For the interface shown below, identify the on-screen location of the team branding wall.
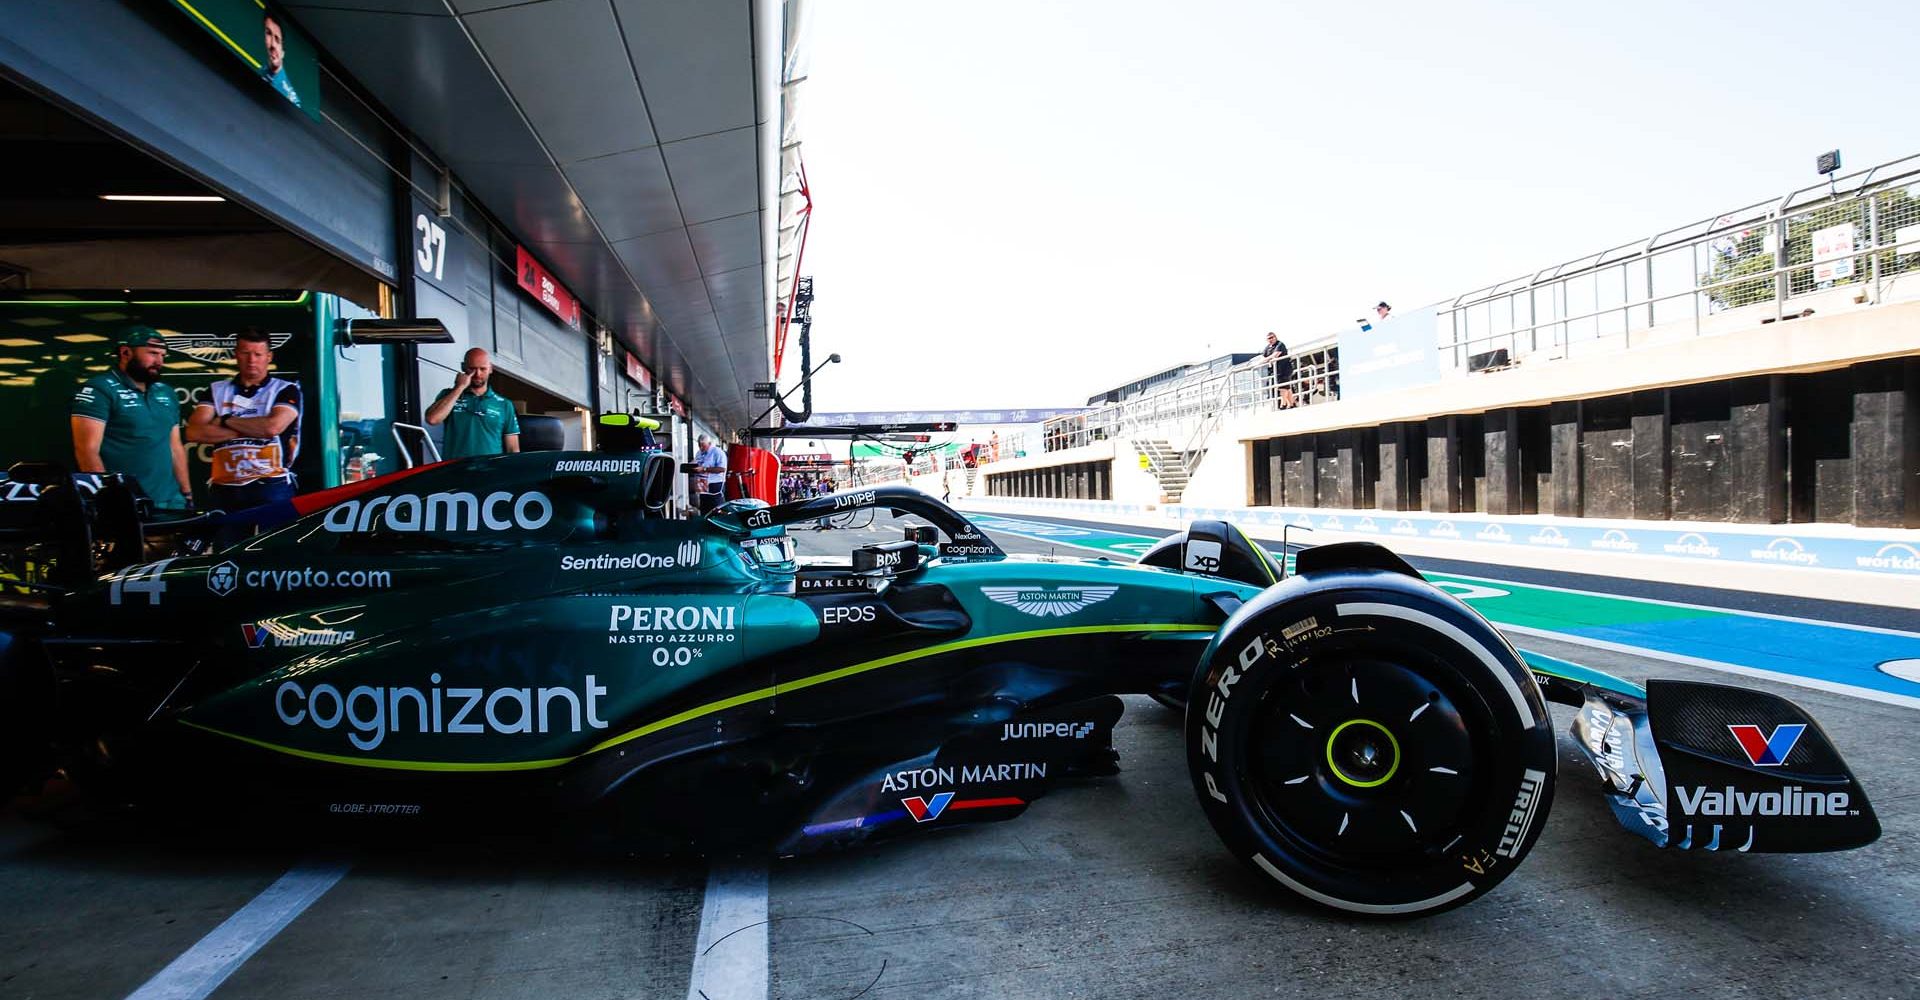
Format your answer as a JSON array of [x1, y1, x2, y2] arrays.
[[1335, 305, 1444, 399], [963, 496, 1920, 579]]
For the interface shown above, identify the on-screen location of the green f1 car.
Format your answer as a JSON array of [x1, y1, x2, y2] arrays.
[[0, 450, 1880, 916]]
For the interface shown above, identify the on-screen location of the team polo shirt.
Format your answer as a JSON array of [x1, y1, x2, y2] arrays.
[[70, 367, 183, 509], [433, 386, 521, 459]]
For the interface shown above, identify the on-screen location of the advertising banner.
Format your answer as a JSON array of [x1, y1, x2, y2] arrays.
[[1811, 223, 1857, 282], [515, 246, 582, 329], [1336, 305, 1443, 399], [166, 0, 321, 121]]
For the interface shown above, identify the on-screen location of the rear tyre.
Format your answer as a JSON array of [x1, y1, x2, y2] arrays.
[[1186, 569, 1555, 917], [0, 631, 55, 796]]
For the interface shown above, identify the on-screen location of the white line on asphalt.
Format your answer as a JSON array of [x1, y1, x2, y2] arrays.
[[686, 860, 769, 1000], [1499, 623, 1920, 711], [123, 858, 351, 1000]]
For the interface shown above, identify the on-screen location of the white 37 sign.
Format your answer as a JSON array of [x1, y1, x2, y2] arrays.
[[414, 213, 448, 281]]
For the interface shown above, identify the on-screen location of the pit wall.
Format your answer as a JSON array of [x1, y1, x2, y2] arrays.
[[956, 494, 1920, 608]]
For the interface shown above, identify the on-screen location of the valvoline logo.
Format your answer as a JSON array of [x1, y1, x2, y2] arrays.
[[1728, 723, 1806, 767], [902, 792, 955, 822]]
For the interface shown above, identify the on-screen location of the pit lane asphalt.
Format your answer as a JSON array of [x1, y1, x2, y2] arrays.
[[1, 515, 1913, 1000]]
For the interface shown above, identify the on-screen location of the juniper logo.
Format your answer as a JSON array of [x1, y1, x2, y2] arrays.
[[1664, 532, 1722, 558], [1429, 520, 1460, 539], [1856, 543, 1920, 572], [1751, 537, 1818, 565], [1591, 529, 1639, 552], [1528, 526, 1570, 547], [1475, 523, 1512, 543]]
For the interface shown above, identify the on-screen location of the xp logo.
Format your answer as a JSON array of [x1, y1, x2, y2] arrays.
[[1728, 723, 1806, 767], [207, 560, 239, 597], [902, 792, 954, 823], [1184, 539, 1223, 573]]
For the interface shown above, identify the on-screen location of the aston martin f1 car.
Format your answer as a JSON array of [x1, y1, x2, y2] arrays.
[[0, 452, 1880, 916]]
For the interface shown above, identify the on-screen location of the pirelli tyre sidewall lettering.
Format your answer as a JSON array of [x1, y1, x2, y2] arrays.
[[1186, 572, 1556, 917]]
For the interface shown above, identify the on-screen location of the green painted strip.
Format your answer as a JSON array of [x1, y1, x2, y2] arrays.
[[178, 720, 574, 772], [184, 622, 1217, 772]]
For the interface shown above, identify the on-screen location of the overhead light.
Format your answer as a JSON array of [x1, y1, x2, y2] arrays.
[[56, 333, 110, 343], [100, 194, 226, 202], [0, 357, 27, 365], [0, 337, 40, 346]]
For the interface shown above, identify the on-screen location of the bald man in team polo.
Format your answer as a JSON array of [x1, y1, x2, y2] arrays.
[[185, 327, 301, 512], [425, 347, 521, 461]]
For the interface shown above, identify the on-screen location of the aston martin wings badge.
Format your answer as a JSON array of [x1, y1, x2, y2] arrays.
[[980, 586, 1118, 617]]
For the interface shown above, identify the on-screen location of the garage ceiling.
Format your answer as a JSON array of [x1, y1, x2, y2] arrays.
[[286, 0, 774, 431]]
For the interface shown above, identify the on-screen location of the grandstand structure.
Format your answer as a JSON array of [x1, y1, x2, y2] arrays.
[[906, 154, 1920, 599]]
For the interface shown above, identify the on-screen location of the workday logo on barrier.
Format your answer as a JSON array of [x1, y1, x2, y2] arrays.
[[1856, 543, 1920, 572], [1528, 526, 1571, 547], [1429, 521, 1461, 539], [1320, 515, 1345, 531], [1391, 519, 1419, 536], [1475, 523, 1512, 543], [1591, 529, 1639, 553], [1354, 517, 1380, 534], [1751, 537, 1819, 566], [1663, 532, 1722, 558]]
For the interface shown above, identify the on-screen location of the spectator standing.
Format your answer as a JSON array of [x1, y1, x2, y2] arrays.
[[185, 328, 300, 512], [70, 326, 192, 511], [1262, 332, 1296, 409], [1356, 301, 1392, 333], [691, 433, 728, 514], [425, 348, 520, 460]]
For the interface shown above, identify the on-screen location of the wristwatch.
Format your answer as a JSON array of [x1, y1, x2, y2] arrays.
[[218, 413, 231, 428]]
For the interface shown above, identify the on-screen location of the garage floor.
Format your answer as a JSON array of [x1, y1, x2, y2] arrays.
[[2, 516, 1914, 1000]]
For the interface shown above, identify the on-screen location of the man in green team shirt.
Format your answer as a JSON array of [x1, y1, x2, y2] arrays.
[[69, 326, 193, 511], [425, 347, 521, 460]]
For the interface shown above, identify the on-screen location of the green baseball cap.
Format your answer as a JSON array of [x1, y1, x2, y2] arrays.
[[117, 325, 168, 348]]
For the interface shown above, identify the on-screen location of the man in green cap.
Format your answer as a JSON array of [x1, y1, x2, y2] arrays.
[[69, 326, 192, 511], [425, 347, 520, 460]]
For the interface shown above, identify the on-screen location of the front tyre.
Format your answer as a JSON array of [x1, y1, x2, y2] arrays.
[[1186, 570, 1555, 917]]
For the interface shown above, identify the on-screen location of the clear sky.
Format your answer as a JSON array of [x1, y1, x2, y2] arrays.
[[799, 0, 1919, 411]]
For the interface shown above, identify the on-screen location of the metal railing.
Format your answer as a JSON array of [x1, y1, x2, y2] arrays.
[[1441, 153, 1920, 363], [1041, 345, 1340, 453], [1031, 153, 1920, 463]]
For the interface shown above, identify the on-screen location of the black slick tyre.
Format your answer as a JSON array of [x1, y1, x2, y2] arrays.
[[1186, 569, 1555, 917]]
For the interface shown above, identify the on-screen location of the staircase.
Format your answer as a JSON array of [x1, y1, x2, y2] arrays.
[[1135, 439, 1191, 502]]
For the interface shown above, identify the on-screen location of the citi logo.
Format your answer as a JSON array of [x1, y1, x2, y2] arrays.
[[1664, 532, 1722, 558], [1728, 723, 1806, 767], [1591, 529, 1639, 552], [1751, 538, 1818, 565], [1475, 523, 1511, 542], [1528, 527, 1570, 547], [902, 792, 954, 822], [1855, 543, 1920, 571]]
